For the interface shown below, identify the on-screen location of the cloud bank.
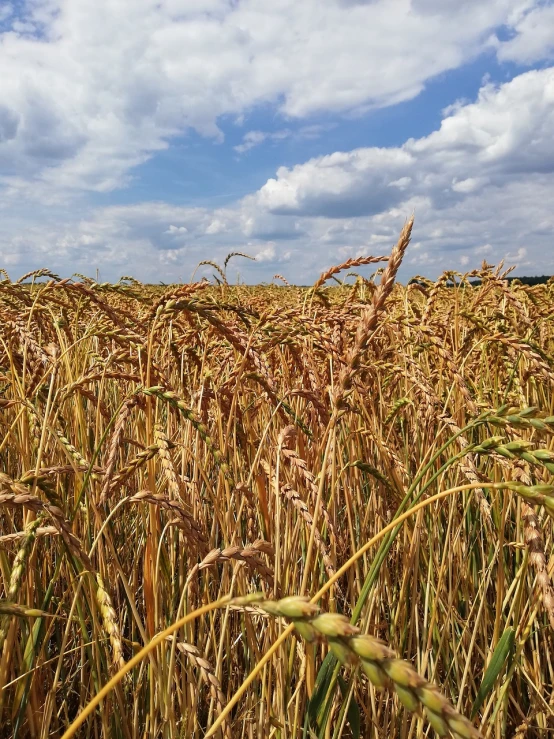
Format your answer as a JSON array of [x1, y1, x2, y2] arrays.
[[0, 1, 553, 281]]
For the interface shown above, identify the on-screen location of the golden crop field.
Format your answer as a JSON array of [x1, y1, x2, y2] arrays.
[[1, 219, 554, 738]]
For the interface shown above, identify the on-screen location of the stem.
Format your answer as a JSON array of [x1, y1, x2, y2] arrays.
[[205, 482, 497, 738], [61, 598, 231, 739]]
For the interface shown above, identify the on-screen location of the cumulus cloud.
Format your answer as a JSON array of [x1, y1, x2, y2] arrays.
[[0, 5, 13, 23], [166, 225, 188, 234], [256, 67, 554, 219], [0, 0, 544, 199], [1, 3, 554, 282], [257, 149, 415, 217], [234, 131, 270, 154], [7, 66, 551, 281], [234, 125, 332, 153], [497, 2, 554, 63]]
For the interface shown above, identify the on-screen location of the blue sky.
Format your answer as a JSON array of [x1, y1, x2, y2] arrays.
[[1, 0, 554, 283]]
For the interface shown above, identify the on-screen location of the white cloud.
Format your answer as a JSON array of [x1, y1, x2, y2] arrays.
[[2, 5, 554, 283], [235, 129, 296, 154], [475, 244, 494, 254], [0, 0, 545, 199], [254, 243, 276, 262], [55, 66, 554, 281], [451, 177, 489, 193], [166, 225, 188, 234], [497, 3, 554, 64], [255, 67, 554, 220], [234, 125, 332, 153], [505, 246, 531, 266], [257, 148, 416, 217], [253, 242, 291, 264], [2, 174, 553, 284], [234, 131, 269, 154], [0, 4, 13, 23], [205, 219, 226, 235], [389, 177, 412, 190]]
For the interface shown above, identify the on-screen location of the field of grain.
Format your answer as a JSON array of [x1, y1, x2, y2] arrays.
[[1, 220, 554, 738]]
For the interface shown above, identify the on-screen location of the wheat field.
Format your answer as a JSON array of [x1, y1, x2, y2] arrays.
[[1, 220, 554, 738]]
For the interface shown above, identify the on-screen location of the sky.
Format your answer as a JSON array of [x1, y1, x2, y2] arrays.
[[0, 0, 554, 284]]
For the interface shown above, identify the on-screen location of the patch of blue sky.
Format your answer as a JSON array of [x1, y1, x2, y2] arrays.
[[91, 49, 526, 211], [0, 0, 58, 38]]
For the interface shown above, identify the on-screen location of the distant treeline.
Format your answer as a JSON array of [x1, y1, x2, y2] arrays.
[[408, 275, 552, 287], [471, 275, 552, 286]]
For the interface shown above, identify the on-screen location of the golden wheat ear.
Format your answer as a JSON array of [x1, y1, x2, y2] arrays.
[[3, 253, 553, 738]]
